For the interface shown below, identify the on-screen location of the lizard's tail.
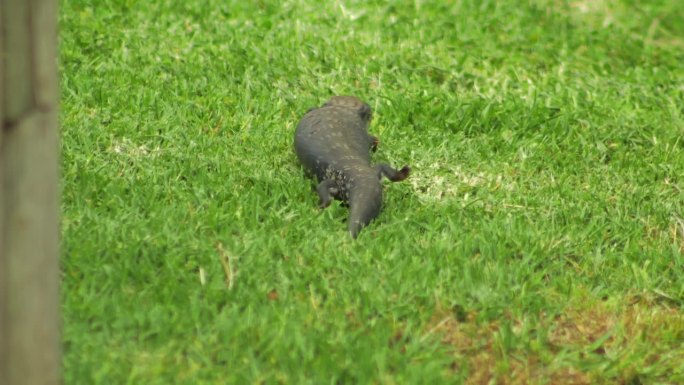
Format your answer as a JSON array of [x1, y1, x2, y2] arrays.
[[348, 181, 383, 238]]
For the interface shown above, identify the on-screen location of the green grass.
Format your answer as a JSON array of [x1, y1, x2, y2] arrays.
[[60, 0, 684, 383]]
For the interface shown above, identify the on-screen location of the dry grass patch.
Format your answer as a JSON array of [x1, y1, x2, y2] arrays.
[[427, 295, 684, 384]]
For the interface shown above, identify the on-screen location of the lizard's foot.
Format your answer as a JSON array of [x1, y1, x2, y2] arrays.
[[316, 180, 338, 209], [397, 165, 411, 180], [376, 163, 411, 182]]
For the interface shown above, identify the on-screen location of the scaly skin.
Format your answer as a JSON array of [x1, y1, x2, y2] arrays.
[[294, 96, 410, 238]]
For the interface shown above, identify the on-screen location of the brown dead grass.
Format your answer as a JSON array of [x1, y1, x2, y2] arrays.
[[546, 305, 615, 353], [427, 295, 684, 385], [429, 313, 592, 385]]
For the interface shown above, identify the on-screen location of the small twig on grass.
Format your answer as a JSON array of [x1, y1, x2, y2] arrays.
[[673, 215, 684, 254], [419, 317, 451, 344], [674, 216, 684, 239], [216, 242, 236, 290], [502, 203, 526, 209]]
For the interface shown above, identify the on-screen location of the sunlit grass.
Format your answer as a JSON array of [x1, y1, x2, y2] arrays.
[[60, 0, 684, 383]]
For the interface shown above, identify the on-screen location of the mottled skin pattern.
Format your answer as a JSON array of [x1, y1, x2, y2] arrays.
[[294, 96, 410, 238]]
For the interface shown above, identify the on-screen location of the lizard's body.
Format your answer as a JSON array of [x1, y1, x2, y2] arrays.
[[294, 96, 410, 238]]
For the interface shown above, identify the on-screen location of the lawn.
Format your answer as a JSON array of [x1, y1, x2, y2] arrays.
[[60, 0, 684, 383]]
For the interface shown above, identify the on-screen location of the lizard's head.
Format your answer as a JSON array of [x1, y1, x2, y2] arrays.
[[324, 96, 373, 123]]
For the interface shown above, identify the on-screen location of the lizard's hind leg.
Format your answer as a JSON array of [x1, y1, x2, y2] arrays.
[[316, 179, 339, 208]]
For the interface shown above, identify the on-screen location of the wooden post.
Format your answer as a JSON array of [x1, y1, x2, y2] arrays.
[[0, 0, 61, 384]]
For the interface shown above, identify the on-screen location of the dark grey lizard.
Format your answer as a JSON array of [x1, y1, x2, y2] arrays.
[[294, 96, 410, 238]]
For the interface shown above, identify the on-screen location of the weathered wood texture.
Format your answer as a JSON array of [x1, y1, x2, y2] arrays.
[[0, 0, 60, 384]]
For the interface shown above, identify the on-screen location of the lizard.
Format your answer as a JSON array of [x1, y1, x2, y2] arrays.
[[294, 95, 410, 238]]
